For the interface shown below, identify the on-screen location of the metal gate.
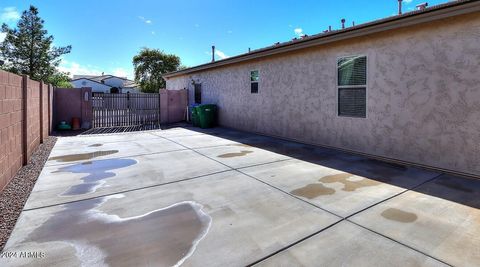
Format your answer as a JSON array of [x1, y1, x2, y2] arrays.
[[92, 93, 160, 128]]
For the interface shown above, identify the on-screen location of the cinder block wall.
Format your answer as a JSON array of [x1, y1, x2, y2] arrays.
[[0, 71, 24, 191], [53, 87, 92, 128], [159, 89, 188, 123], [0, 70, 53, 192], [166, 12, 480, 177], [41, 83, 49, 142], [26, 79, 41, 163]]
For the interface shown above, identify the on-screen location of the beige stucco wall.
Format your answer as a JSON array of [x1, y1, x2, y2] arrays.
[[166, 12, 480, 176]]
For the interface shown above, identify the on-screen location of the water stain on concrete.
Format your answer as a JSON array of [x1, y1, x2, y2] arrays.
[[435, 179, 473, 193], [24, 197, 212, 266], [381, 208, 418, 223], [49, 150, 119, 163], [217, 150, 253, 158], [290, 183, 335, 199], [53, 158, 137, 196], [88, 144, 103, 147], [319, 173, 381, 192]]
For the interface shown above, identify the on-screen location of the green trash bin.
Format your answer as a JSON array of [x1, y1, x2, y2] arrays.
[[197, 104, 217, 128], [191, 106, 201, 127]]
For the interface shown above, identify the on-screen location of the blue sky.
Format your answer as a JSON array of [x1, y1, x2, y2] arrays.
[[1, 0, 449, 79]]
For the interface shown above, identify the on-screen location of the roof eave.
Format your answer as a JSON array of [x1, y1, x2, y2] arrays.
[[163, 0, 480, 79]]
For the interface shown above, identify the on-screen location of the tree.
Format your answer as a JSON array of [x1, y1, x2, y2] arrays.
[[46, 71, 72, 88], [133, 48, 181, 93], [0, 5, 71, 82]]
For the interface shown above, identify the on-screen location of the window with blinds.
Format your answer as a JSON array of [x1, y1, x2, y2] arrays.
[[251, 70, 259, 94], [337, 55, 367, 118]]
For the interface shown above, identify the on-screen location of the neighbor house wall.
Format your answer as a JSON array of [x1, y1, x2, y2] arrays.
[[71, 79, 111, 93], [166, 12, 480, 176], [102, 77, 125, 88], [0, 71, 54, 192]]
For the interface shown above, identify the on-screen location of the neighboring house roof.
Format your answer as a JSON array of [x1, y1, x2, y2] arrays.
[[71, 77, 112, 87], [71, 75, 140, 89], [72, 75, 97, 80], [164, 0, 480, 79]]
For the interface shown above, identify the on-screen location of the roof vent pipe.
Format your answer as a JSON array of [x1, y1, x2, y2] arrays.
[[211, 45, 215, 62], [398, 0, 403, 15], [328, 26, 332, 31], [416, 2, 428, 10], [341, 19, 345, 29], [352, 21, 355, 27]]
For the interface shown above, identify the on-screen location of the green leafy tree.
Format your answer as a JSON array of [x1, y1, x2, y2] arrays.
[[0, 5, 71, 81], [133, 48, 181, 93], [47, 71, 73, 88]]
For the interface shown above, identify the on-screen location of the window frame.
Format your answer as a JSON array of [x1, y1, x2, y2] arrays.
[[336, 55, 368, 118], [250, 69, 259, 94]]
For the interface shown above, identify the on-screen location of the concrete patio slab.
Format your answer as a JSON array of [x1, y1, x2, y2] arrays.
[[47, 137, 186, 166], [195, 144, 291, 169], [2, 171, 340, 267], [3, 126, 478, 266], [150, 126, 246, 138], [55, 131, 162, 146], [165, 134, 241, 149], [241, 159, 440, 217], [147, 127, 207, 138], [255, 221, 447, 267], [24, 150, 230, 210], [350, 174, 480, 267]]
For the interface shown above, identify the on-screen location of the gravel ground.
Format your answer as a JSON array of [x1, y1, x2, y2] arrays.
[[0, 136, 57, 251]]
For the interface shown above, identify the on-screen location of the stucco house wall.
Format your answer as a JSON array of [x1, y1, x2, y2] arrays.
[[71, 79, 111, 93], [102, 77, 125, 87], [166, 12, 480, 177]]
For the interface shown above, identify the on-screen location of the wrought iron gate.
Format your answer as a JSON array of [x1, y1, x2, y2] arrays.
[[92, 93, 160, 128]]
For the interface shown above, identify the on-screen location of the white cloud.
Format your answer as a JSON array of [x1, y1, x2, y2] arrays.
[[194, 24, 200, 28], [227, 30, 233, 34], [58, 59, 133, 80], [112, 68, 132, 79], [57, 60, 102, 78], [151, 31, 156, 35], [215, 50, 228, 59], [404, 0, 413, 3], [294, 28, 304, 37], [138, 16, 152, 24], [0, 7, 20, 23], [204, 49, 229, 60]]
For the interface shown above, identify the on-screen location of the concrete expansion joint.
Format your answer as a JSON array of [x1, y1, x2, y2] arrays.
[[22, 169, 232, 212], [45, 147, 191, 168], [247, 171, 449, 266]]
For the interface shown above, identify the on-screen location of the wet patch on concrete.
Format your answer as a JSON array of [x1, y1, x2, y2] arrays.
[[88, 144, 103, 147], [23, 196, 212, 266], [53, 158, 137, 196], [217, 150, 253, 158], [290, 183, 335, 199], [320, 173, 381, 192], [49, 150, 119, 163], [381, 208, 418, 223]]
